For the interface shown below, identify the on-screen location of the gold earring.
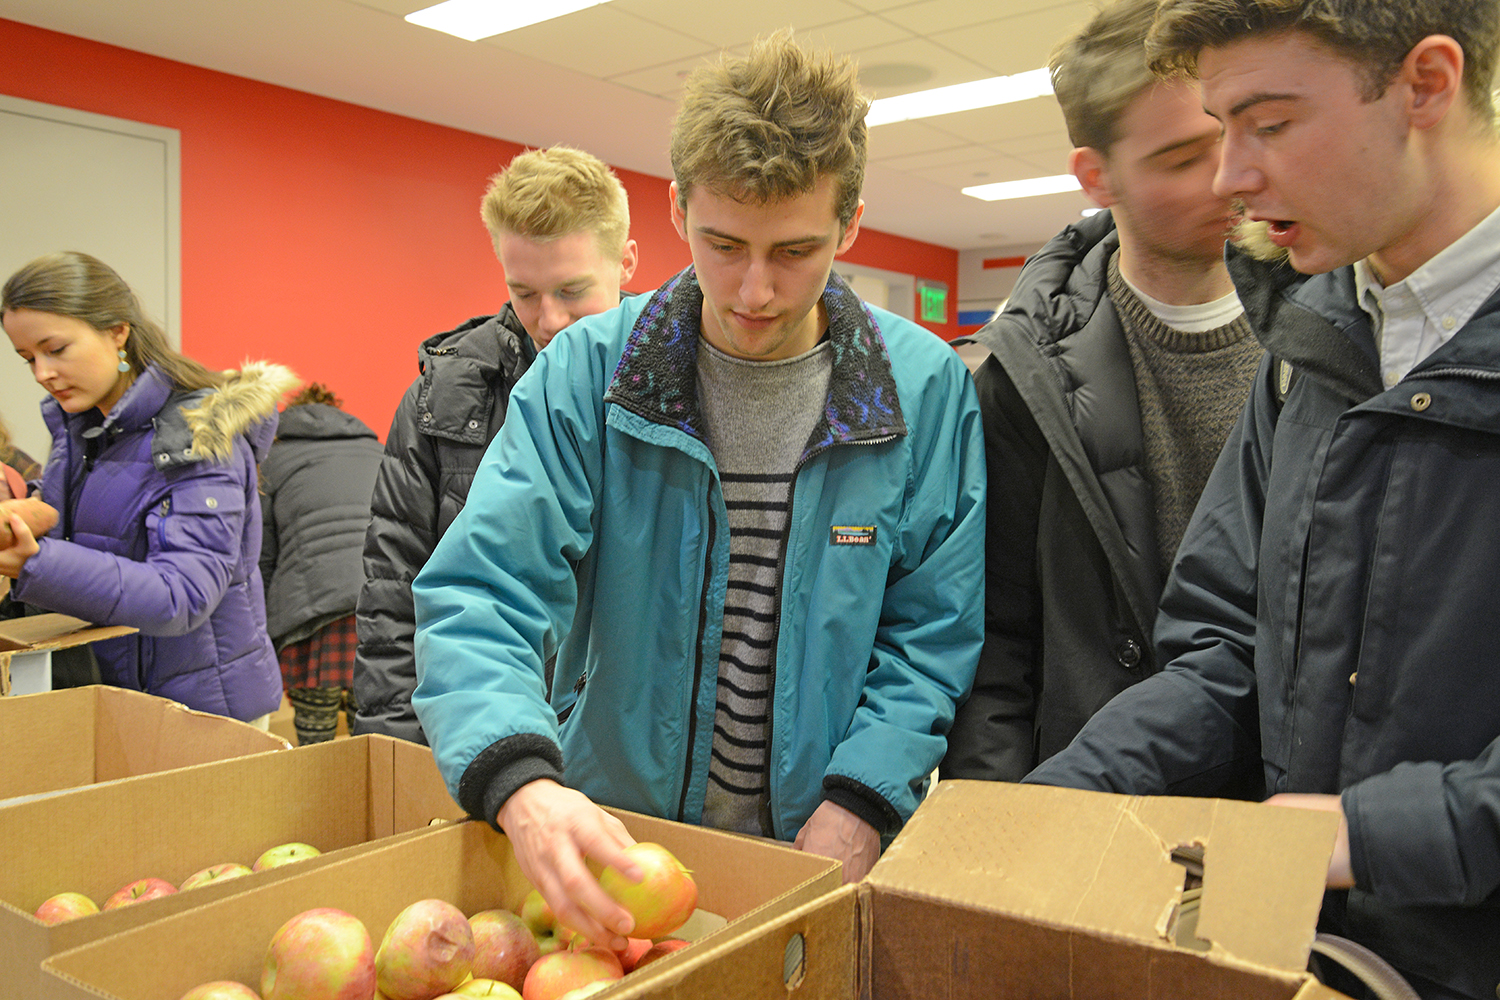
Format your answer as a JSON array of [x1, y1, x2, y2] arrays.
[[118, 348, 130, 373]]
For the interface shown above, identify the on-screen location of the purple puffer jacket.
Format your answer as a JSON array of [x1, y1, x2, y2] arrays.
[[13, 362, 299, 721]]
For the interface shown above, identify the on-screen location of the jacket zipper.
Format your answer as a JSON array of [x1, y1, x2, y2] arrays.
[[762, 431, 897, 839], [676, 478, 717, 823]]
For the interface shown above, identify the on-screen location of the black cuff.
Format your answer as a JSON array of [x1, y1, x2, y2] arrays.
[[822, 774, 902, 836], [456, 733, 566, 831]]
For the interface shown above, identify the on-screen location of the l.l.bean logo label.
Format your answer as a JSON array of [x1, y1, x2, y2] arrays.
[[830, 525, 877, 546]]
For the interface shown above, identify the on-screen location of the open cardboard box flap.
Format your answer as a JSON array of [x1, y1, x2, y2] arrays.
[[0, 686, 291, 803], [866, 781, 1340, 987], [0, 612, 136, 653]]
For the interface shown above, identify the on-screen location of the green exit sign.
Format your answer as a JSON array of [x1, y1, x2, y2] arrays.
[[918, 281, 948, 323]]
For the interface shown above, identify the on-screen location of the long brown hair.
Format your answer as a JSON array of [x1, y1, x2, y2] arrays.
[[1, 251, 223, 393]]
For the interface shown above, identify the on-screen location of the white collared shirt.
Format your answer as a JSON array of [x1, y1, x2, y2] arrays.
[[1355, 204, 1500, 387]]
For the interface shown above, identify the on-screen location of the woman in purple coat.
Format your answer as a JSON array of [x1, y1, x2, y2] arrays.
[[0, 252, 297, 723]]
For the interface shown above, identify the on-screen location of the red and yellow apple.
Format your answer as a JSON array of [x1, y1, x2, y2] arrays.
[[179, 982, 262, 1000], [518, 890, 554, 936], [440, 980, 523, 999], [376, 898, 475, 1000], [468, 908, 540, 990], [261, 907, 375, 1000], [597, 843, 697, 939], [614, 938, 652, 973], [33, 891, 99, 924], [633, 938, 690, 970], [103, 877, 178, 910], [521, 947, 622, 1000], [181, 862, 254, 891], [253, 842, 322, 872]]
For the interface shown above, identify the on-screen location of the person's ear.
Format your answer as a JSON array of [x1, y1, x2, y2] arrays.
[[835, 201, 864, 255], [618, 239, 639, 285], [1403, 34, 1463, 129], [669, 182, 688, 241], [1069, 146, 1115, 208]]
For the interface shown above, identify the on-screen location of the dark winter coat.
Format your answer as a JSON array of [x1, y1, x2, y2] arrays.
[[13, 362, 297, 721], [1028, 244, 1500, 999], [942, 212, 1167, 782], [353, 305, 535, 743], [259, 403, 383, 648]]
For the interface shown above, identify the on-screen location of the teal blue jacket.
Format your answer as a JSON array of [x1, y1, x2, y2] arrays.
[[412, 268, 984, 841]]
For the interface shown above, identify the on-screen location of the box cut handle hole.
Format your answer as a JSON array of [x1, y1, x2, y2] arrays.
[[1168, 842, 1212, 953], [783, 932, 806, 989]]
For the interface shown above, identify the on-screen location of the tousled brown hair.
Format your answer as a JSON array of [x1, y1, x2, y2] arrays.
[[1051, 0, 1164, 153], [670, 30, 869, 228], [2, 252, 222, 393], [1148, 0, 1500, 123]]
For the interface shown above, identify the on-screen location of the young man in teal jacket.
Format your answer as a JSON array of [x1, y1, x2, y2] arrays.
[[412, 32, 985, 948]]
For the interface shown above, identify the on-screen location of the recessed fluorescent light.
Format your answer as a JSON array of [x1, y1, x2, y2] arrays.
[[962, 174, 1081, 202], [406, 0, 612, 41], [867, 67, 1052, 127]]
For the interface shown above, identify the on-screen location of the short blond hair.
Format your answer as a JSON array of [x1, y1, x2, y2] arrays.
[[480, 146, 631, 259], [1050, 0, 1161, 153], [670, 30, 869, 229]]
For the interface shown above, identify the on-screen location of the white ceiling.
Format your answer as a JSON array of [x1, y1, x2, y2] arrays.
[[0, 0, 1101, 251]]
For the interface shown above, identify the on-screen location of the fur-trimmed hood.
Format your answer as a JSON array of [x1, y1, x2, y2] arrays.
[[173, 361, 301, 463]]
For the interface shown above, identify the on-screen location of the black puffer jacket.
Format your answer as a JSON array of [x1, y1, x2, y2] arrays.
[[942, 211, 1168, 782], [1029, 244, 1500, 1000], [259, 403, 383, 648], [353, 306, 535, 743]]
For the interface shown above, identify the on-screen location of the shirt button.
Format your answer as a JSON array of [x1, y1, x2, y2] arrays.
[[467, 419, 479, 430], [205, 497, 218, 509], [421, 412, 432, 423], [1349, 672, 1358, 685], [1116, 639, 1142, 669], [1411, 392, 1432, 412], [1384, 371, 1399, 387], [1443, 315, 1457, 330]]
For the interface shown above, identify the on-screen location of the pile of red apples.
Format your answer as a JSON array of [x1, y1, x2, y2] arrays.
[[178, 842, 698, 1000], [32, 841, 323, 923]]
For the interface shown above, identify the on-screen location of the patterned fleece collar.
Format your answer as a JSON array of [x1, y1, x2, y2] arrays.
[[603, 266, 906, 461]]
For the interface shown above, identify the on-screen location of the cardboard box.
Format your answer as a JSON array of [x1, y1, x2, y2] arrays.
[[2, 734, 465, 1000], [0, 685, 289, 805], [39, 809, 845, 1000], [0, 613, 137, 696], [636, 782, 1353, 1000]]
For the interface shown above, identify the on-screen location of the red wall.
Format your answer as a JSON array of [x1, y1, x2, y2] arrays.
[[0, 18, 959, 439]]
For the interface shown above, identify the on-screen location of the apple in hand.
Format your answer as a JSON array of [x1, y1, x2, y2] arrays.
[[633, 938, 690, 970], [261, 907, 375, 1000], [598, 843, 697, 938], [469, 909, 540, 990], [179, 983, 262, 1000], [376, 898, 475, 1000], [0, 496, 58, 546], [521, 948, 622, 1000], [34, 891, 99, 924], [103, 877, 178, 910], [181, 862, 254, 890], [253, 842, 321, 871]]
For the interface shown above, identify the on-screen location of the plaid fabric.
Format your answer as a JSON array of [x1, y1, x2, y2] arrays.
[[277, 614, 357, 691]]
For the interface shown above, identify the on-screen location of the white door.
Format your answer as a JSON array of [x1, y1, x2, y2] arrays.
[[0, 95, 180, 467]]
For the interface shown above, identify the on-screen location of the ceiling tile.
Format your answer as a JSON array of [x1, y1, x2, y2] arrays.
[[921, 96, 1068, 146], [839, 36, 996, 99], [929, 2, 1095, 76], [867, 119, 983, 159], [606, 52, 716, 99], [877, 0, 1059, 36], [480, 6, 712, 79], [909, 153, 1048, 187], [613, 0, 868, 48]]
